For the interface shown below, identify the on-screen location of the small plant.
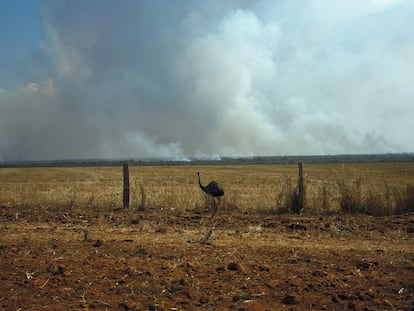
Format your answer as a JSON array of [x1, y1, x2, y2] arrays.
[[382, 182, 395, 214], [320, 182, 331, 212], [199, 223, 214, 244], [274, 173, 293, 214], [186, 219, 215, 245], [82, 229, 89, 242], [135, 183, 146, 212]]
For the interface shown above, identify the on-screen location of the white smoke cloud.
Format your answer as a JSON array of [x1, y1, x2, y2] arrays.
[[0, 0, 413, 161], [176, 10, 281, 156]]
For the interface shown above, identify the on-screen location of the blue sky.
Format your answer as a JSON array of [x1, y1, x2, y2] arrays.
[[0, 0, 46, 89], [0, 0, 414, 161]]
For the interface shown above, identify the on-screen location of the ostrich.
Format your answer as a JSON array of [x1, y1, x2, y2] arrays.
[[197, 172, 224, 217]]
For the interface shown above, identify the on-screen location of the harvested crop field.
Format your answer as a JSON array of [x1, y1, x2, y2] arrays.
[[1, 163, 414, 310]]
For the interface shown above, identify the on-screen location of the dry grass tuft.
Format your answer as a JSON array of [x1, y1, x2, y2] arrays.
[[336, 176, 414, 215]]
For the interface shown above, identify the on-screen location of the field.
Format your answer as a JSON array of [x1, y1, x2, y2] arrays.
[[1, 162, 413, 310]]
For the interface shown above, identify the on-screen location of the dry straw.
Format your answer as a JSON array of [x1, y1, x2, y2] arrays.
[[0, 163, 413, 215]]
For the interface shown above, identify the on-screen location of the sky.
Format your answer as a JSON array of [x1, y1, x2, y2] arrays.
[[0, 0, 413, 161]]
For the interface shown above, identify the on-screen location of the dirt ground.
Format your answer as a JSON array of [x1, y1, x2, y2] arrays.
[[1, 205, 413, 311]]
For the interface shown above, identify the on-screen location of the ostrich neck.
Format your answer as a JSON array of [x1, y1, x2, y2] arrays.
[[198, 174, 205, 190]]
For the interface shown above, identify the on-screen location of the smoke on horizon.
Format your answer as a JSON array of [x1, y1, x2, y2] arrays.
[[1, 0, 413, 161]]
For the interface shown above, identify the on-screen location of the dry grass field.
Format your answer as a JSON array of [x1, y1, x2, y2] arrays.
[[1, 162, 414, 310]]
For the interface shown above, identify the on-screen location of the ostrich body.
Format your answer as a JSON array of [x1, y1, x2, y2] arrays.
[[197, 172, 224, 217]]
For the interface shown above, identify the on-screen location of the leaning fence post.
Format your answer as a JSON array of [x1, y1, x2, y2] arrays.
[[123, 162, 130, 209]]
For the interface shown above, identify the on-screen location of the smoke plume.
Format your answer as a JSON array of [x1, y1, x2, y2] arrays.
[[1, 0, 413, 160]]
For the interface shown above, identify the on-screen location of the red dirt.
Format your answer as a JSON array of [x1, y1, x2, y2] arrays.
[[1, 205, 413, 310]]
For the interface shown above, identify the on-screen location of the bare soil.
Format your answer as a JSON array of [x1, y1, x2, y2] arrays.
[[1, 205, 413, 310]]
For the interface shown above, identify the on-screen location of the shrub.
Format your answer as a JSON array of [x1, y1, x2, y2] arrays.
[[362, 186, 387, 216], [404, 184, 414, 213], [274, 174, 291, 214], [337, 177, 364, 214], [394, 183, 414, 214], [274, 172, 305, 214], [337, 176, 414, 215], [290, 188, 305, 214], [310, 182, 333, 213]]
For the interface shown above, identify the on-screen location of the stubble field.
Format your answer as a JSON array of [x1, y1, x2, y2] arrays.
[[1, 162, 413, 310]]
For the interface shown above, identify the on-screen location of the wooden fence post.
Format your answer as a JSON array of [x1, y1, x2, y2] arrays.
[[123, 162, 130, 209]]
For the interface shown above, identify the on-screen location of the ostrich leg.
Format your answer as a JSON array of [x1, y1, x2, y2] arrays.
[[211, 197, 219, 218]]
